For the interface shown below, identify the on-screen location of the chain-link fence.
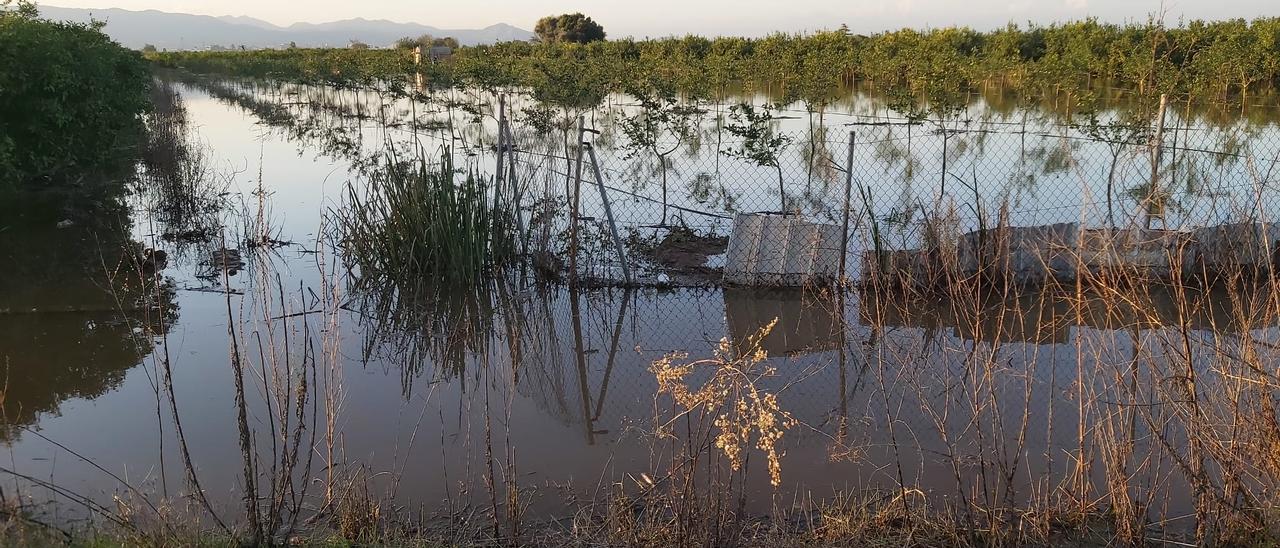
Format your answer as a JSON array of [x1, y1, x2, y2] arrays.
[[495, 98, 1280, 290], [41, 76, 1271, 527]]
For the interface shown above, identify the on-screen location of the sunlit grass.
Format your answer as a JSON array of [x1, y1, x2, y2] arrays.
[[340, 148, 519, 294]]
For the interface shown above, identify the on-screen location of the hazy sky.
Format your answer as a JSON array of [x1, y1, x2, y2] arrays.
[[43, 0, 1280, 36]]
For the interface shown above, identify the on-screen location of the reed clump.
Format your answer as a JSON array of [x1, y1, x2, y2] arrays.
[[340, 149, 519, 294]]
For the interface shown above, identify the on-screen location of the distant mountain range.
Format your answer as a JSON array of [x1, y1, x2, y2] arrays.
[[37, 5, 534, 50]]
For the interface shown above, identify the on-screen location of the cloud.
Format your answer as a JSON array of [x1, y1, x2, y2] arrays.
[[1065, 0, 1088, 9]]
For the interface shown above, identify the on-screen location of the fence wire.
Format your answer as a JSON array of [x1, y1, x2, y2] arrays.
[[502, 106, 1280, 287]]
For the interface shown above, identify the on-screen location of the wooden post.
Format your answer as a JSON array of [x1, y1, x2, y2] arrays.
[[839, 131, 856, 286], [412, 46, 424, 91], [939, 129, 948, 200], [585, 142, 633, 284], [569, 116, 585, 286], [1146, 93, 1168, 230]]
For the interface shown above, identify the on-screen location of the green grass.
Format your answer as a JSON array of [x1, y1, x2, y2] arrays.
[[340, 148, 519, 295]]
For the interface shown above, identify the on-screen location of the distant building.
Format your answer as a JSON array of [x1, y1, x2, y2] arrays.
[[429, 45, 452, 62]]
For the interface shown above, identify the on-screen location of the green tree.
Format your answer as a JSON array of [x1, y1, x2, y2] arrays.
[[619, 79, 705, 225], [396, 34, 458, 50], [534, 13, 605, 44], [723, 103, 793, 214]]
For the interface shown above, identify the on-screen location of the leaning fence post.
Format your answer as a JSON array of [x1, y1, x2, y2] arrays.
[[839, 131, 856, 287], [585, 142, 633, 285], [1146, 93, 1168, 230], [569, 116, 586, 286]]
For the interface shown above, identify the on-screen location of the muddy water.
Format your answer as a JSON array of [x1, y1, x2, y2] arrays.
[[2, 78, 1277, 527]]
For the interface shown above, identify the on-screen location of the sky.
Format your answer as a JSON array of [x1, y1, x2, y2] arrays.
[[42, 0, 1280, 36]]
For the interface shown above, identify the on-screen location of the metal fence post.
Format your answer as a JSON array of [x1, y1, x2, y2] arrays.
[[839, 131, 856, 286], [503, 118, 528, 258], [569, 116, 585, 286], [495, 94, 506, 190], [585, 142, 633, 285]]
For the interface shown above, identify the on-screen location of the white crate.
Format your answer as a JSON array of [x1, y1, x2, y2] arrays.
[[723, 213, 843, 286]]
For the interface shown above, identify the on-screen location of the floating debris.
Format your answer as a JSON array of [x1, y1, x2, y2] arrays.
[[197, 247, 245, 279]]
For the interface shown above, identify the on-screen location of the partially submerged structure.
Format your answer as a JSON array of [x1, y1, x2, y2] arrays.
[[723, 213, 843, 287], [863, 221, 1280, 289]]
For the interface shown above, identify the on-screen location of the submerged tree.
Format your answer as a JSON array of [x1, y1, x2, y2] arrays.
[[723, 103, 793, 214], [1076, 105, 1153, 228], [619, 80, 705, 226]]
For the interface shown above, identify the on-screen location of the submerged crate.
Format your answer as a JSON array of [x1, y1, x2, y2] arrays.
[[956, 222, 1080, 282], [1078, 228, 1188, 277], [723, 213, 843, 286]]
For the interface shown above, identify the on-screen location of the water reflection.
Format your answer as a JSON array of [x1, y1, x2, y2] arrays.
[[0, 192, 175, 441], [861, 283, 1280, 343], [724, 287, 842, 356], [8, 75, 1280, 537], [137, 78, 231, 263]]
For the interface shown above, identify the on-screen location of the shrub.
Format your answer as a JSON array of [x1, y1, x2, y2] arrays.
[[0, 2, 150, 190]]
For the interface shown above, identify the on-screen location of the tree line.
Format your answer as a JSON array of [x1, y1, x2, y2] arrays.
[[150, 16, 1280, 112]]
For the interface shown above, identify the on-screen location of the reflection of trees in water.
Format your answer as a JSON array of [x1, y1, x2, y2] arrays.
[[0, 79, 190, 441], [353, 277, 533, 395], [169, 74, 379, 172], [162, 75, 1280, 252], [169, 74, 520, 181], [0, 192, 177, 441], [137, 78, 232, 263], [0, 311, 161, 440]]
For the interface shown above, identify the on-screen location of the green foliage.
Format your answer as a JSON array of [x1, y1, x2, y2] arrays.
[[619, 82, 705, 159], [340, 149, 518, 293], [723, 103, 790, 169], [619, 79, 706, 223], [723, 103, 792, 212], [0, 1, 150, 189], [150, 16, 1280, 115], [395, 34, 458, 50], [534, 13, 606, 44], [148, 47, 414, 86]]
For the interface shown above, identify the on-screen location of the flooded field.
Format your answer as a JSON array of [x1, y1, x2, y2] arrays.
[[4, 74, 1280, 543]]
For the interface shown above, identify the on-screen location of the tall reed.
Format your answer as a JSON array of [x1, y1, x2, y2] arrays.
[[340, 148, 518, 295]]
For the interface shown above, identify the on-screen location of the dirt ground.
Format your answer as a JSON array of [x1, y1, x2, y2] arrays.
[[634, 227, 729, 283]]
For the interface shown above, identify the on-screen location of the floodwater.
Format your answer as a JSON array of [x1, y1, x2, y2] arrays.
[[2, 76, 1279, 530]]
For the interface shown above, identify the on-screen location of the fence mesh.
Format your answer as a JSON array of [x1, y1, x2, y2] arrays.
[[496, 100, 1280, 288], [166, 77, 1280, 521]]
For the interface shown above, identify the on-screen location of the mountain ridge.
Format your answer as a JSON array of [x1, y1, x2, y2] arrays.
[[37, 5, 534, 50]]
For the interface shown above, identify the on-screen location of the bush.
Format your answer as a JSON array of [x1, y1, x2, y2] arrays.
[[0, 2, 150, 190]]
